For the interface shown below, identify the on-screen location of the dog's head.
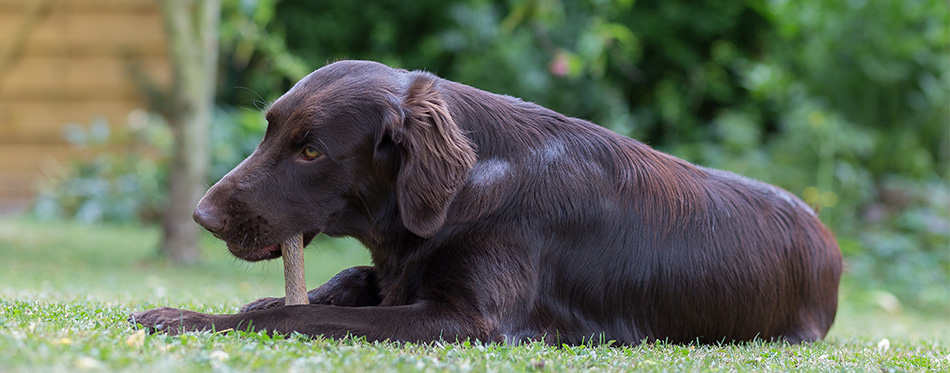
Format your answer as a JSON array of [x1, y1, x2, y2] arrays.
[[194, 61, 476, 261]]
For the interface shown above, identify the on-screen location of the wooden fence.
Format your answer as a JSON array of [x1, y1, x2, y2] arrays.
[[0, 0, 168, 211]]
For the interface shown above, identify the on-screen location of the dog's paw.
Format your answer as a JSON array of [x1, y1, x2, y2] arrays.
[[128, 307, 211, 335], [239, 297, 285, 313]]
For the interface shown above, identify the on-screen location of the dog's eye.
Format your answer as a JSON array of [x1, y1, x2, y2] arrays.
[[301, 146, 321, 160]]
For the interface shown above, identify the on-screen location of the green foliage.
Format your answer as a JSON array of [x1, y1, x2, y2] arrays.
[[208, 107, 268, 182], [218, 0, 310, 102], [220, 0, 947, 310], [33, 108, 266, 224], [32, 113, 170, 224], [762, 0, 948, 179], [708, 0, 950, 311], [31, 0, 948, 311]]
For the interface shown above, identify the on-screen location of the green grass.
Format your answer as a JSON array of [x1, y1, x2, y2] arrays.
[[1, 217, 947, 372]]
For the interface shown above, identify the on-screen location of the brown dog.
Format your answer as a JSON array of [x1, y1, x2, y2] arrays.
[[129, 60, 842, 345]]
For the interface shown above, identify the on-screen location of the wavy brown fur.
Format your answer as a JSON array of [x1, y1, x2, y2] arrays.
[[132, 60, 842, 345]]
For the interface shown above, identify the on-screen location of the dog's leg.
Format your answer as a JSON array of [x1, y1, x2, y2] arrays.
[[129, 303, 497, 343], [239, 266, 381, 312]]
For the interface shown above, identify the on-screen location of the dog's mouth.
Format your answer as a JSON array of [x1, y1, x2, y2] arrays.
[[227, 242, 283, 262], [223, 232, 318, 262]]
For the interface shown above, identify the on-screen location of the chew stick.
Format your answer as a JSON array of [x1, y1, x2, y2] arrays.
[[281, 233, 308, 305]]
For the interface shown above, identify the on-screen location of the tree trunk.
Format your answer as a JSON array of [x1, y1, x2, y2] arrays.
[[157, 0, 221, 263]]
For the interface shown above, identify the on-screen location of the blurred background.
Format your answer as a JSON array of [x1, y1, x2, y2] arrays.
[[0, 0, 947, 320]]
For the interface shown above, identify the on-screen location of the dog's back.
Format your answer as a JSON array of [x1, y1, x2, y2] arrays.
[[440, 81, 842, 344]]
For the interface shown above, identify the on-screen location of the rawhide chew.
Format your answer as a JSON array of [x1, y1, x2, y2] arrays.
[[281, 233, 308, 305]]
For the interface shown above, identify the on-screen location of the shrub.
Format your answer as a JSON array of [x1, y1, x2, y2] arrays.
[[32, 108, 266, 224]]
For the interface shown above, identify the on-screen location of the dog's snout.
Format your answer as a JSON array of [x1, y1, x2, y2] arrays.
[[193, 201, 226, 233]]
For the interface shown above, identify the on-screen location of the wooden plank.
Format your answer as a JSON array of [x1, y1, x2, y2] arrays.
[[10, 37, 167, 58], [0, 144, 94, 171], [0, 0, 157, 13], [0, 100, 148, 144], [0, 56, 169, 99], [0, 86, 145, 101], [0, 12, 167, 56], [0, 0, 168, 204], [0, 199, 30, 214], [0, 169, 43, 197], [0, 143, 97, 201]]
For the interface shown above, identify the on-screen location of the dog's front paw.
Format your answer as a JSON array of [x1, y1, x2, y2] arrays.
[[129, 307, 212, 335], [239, 297, 285, 313]]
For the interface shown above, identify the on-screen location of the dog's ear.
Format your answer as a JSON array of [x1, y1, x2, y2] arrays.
[[385, 73, 476, 237]]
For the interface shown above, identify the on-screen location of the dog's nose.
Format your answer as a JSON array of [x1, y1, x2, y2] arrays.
[[193, 202, 226, 233]]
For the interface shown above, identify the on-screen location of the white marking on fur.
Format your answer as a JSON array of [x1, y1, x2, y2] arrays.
[[535, 139, 567, 163], [469, 158, 511, 187], [706, 167, 815, 216], [764, 183, 815, 216]]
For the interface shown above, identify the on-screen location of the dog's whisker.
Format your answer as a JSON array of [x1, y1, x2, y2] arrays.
[[357, 192, 372, 218], [316, 138, 330, 155], [234, 86, 271, 112]]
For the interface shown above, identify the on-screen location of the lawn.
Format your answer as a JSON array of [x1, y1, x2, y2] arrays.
[[0, 217, 947, 371]]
